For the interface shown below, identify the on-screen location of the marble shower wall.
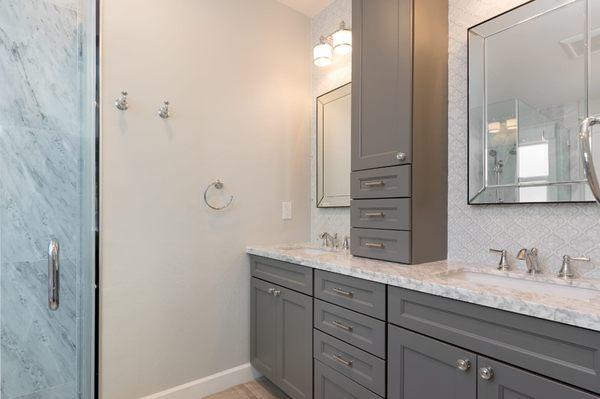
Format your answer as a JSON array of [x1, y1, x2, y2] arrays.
[[448, 0, 600, 278], [0, 0, 81, 398], [310, 0, 352, 244]]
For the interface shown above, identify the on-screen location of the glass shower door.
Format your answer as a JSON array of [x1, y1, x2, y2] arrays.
[[0, 0, 97, 398]]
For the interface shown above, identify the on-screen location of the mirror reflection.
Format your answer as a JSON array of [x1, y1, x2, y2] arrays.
[[317, 83, 351, 208], [468, 0, 598, 204]]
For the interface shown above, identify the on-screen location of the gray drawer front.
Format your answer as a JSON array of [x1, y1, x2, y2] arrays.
[[314, 300, 386, 358], [351, 166, 411, 199], [250, 255, 313, 295], [388, 286, 600, 394], [314, 330, 385, 396], [351, 228, 411, 263], [314, 270, 386, 320], [315, 360, 382, 399], [351, 198, 411, 230]]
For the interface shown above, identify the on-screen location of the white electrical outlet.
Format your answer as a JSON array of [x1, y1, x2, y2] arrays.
[[282, 202, 292, 220]]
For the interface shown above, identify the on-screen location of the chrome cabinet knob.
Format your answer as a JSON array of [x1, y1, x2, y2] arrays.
[[273, 290, 281, 297], [456, 359, 471, 372], [479, 367, 494, 380], [396, 152, 407, 161], [268, 288, 275, 295]]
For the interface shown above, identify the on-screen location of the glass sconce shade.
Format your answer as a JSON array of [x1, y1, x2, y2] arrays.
[[488, 121, 502, 134], [333, 23, 352, 55], [314, 38, 333, 67]]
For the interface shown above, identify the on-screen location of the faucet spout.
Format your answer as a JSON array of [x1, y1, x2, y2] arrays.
[[318, 232, 338, 249], [517, 248, 541, 274]]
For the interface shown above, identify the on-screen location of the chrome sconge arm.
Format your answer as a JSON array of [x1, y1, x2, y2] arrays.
[[579, 116, 600, 203]]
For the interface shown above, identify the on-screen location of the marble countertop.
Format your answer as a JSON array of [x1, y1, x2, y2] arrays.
[[246, 243, 600, 332]]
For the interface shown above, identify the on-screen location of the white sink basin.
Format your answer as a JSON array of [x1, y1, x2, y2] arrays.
[[278, 245, 335, 256], [300, 248, 332, 255], [442, 270, 600, 301]]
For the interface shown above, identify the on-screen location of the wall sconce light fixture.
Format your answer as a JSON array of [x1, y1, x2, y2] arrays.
[[313, 21, 352, 67], [313, 36, 333, 67]]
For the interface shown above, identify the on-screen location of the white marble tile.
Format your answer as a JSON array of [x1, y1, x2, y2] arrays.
[[0, 0, 82, 398], [1, 259, 77, 399], [247, 244, 600, 331], [0, 0, 78, 133]]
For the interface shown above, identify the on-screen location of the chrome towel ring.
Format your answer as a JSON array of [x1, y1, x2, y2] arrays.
[[204, 180, 234, 210]]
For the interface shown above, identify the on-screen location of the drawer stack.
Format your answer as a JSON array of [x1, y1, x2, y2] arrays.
[[350, 166, 412, 263], [313, 270, 387, 399]]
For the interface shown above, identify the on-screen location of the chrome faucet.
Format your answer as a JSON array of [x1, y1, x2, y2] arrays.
[[516, 248, 541, 275], [319, 232, 338, 250]]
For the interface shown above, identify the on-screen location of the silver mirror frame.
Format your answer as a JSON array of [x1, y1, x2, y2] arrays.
[[316, 82, 352, 208], [467, 0, 596, 205]]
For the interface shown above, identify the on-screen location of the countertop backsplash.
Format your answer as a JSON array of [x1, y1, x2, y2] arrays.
[[307, 0, 600, 279], [448, 0, 600, 278], [310, 0, 352, 245]]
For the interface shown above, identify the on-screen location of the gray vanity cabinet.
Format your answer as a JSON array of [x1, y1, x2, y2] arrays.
[[388, 324, 598, 399], [388, 325, 477, 399], [477, 357, 598, 399], [251, 277, 313, 399], [350, 0, 448, 264]]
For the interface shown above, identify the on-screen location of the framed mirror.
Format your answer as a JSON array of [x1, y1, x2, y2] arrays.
[[317, 83, 351, 208], [468, 0, 599, 204]]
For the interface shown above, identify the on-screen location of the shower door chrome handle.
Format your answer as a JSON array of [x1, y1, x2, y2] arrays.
[[579, 116, 600, 203], [48, 239, 60, 311]]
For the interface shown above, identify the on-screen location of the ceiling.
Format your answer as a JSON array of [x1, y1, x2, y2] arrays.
[[276, 0, 334, 17]]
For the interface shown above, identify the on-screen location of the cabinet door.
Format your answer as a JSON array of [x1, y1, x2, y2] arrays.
[[477, 357, 599, 399], [388, 325, 476, 399], [352, 0, 413, 171], [278, 286, 313, 399], [251, 278, 278, 382]]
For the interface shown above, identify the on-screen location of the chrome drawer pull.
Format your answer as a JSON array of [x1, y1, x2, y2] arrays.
[[363, 180, 385, 187], [332, 354, 353, 368], [365, 242, 385, 249], [332, 320, 353, 332], [332, 287, 354, 298], [364, 212, 385, 218]]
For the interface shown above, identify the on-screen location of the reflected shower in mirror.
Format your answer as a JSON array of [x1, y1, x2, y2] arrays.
[[468, 0, 599, 204], [317, 83, 351, 208]]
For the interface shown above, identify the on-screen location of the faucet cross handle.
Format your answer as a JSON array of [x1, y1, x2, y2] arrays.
[[489, 248, 510, 271], [558, 255, 590, 279]]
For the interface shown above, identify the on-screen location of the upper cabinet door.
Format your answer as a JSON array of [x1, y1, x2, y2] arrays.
[[352, 0, 413, 171], [477, 357, 598, 399], [388, 325, 477, 399]]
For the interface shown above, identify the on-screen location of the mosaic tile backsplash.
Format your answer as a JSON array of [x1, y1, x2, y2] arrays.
[[310, 0, 352, 245], [448, 0, 600, 278]]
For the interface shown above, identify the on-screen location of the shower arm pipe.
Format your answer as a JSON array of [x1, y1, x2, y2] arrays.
[[579, 116, 600, 203]]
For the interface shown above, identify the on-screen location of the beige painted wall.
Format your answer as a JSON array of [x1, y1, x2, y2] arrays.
[[99, 1, 311, 397]]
